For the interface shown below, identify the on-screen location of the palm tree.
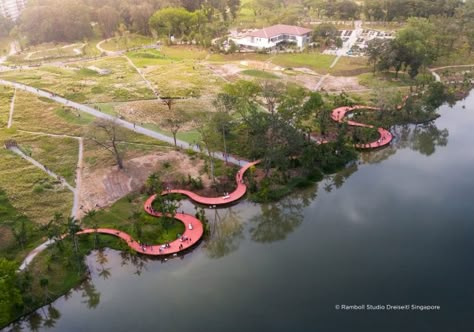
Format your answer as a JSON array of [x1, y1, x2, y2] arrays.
[[39, 278, 49, 302], [47, 212, 64, 251], [84, 209, 98, 248], [65, 217, 81, 255]]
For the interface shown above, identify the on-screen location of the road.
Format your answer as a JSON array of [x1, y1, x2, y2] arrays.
[[0, 79, 247, 167]]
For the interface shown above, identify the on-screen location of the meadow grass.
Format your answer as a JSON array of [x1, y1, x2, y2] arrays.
[[271, 52, 336, 73], [330, 56, 371, 76], [100, 34, 154, 51], [241, 69, 280, 79], [0, 142, 73, 224], [0, 57, 155, 103], [0, 86, 14, 128]]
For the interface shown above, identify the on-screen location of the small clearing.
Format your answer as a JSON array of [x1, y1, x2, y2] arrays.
[[78, 151, 209, 218]]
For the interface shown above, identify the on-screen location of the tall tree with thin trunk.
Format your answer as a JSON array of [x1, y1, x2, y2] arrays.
[[87, 119, 127, 169]]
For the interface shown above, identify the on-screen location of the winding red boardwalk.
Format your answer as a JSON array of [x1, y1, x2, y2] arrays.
[[164, 160, 261, 206], [76, 160, 260, 256], [331, 105, 393, 149]]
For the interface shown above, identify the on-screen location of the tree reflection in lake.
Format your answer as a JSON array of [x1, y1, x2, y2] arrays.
[[392, 122, 448, 156], [360, 122, 449, 165], [7, 304, 61, 332], [204, 208, 244, 259], [249, 187, 316, 243], [119, 250, 149, 276], [323, 163, 359, 193], [80, 279, 100, 310], [95, 249, 111, 280]]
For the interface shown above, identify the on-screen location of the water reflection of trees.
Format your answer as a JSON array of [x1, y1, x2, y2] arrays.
[[80, 278, 100, 310], [8, 304, 61, 332], [392, 123, 448, 156], [360, 122, 449, 165], [204, 208, 244, 259], [249, 187, 316, 243], [323, 164, 358, 193], [119, 251, 149, 276]]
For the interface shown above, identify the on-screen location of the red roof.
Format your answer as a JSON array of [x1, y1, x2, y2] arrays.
[[248, 24, 312, 39]]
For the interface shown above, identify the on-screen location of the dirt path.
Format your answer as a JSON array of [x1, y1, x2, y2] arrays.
[[7, 88, 16, 128], [429, 64, 474, 82], [0, 79, 247, 167], [16, 129, 83, 218], [124, 55, 159, 96], [7, 146, 75, 192]]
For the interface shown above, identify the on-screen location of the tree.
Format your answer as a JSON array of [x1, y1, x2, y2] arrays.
[[84, 210, 98, 248], [130, 4, 155, 35], [97, 6, 121, 38], [260, 80, 285, 115], [149, 7, 196, 39], [336, 0, 360, 20], [39, 278, 50, 302], [160, 109, 190, 147], [313, 23, 338, 47], [0, 258, 23, 327], [47, 212, 65, 250], [87, 119, 127, 169], [66, 217, 81, 255], [12, 218, 28, 250], [19, 0, 92, 44], [195, 112, 221, 182], [366, 39, 389, 73]]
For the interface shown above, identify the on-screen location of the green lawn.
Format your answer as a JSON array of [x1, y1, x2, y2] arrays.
[[358, 72, 416, 89], [208, 52, 272, 62], [143, 123, 202, 144], [330, 56, 371, 76], [82, 194, 184, 244], [100, 34, 154, 51], [145, 61, 223, 97], [271, 52, 336, 73], [159, 46, 209, 60], [241, 69, 280, 79], [126, 49, 176, 68]]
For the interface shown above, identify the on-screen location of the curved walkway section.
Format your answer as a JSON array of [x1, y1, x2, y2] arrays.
[[164, 160, 261, 206], [52, 160, 259, 260], [77, 211, 203, 256], [331, 105, 393, 149]]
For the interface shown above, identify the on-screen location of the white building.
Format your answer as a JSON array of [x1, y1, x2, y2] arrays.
[[233, 24, 312, 50], [0, 0, 27, 21]]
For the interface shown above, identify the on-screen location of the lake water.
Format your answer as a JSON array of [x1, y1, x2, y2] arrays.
[[7, 93, 474, 332]]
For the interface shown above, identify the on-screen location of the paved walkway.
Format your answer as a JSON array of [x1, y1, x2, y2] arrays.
[[331, 105, 393, 148], [0, 79, 247, 167], [7, 88, 15, 129], [165, 160, 260, 206], [19, 159, 259, 268]]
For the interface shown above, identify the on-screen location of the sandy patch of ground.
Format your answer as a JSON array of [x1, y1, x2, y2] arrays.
[[321, 75, 366, 92], [206, 60, 365, 92], [206, 63, 241, 81], [78, 150, 209, 218], [240, 60, 284, 71], [113, 99, 206, 131]]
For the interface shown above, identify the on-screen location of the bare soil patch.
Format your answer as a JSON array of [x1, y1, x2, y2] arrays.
[[78, 150, 209, 218]]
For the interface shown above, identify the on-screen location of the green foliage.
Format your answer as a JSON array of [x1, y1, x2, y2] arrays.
[[0, 258, 23, 327], [19, 0, 92, 44], [149, 7, 201, 39]]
